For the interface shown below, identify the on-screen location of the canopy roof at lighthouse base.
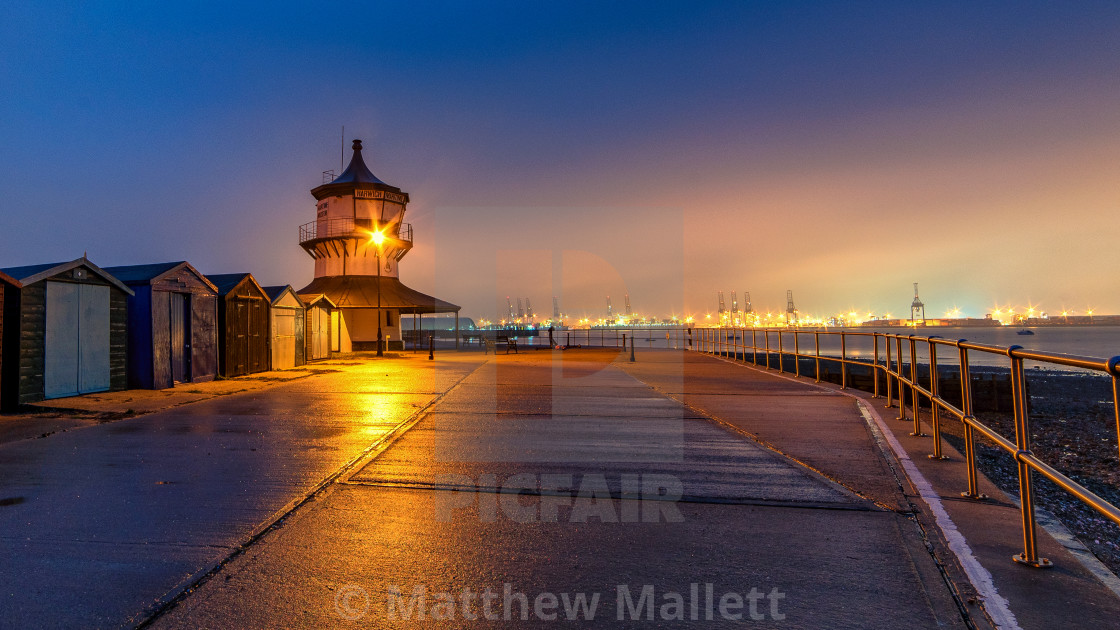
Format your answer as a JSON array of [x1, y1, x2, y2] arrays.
[[296, 276, 459, 314]]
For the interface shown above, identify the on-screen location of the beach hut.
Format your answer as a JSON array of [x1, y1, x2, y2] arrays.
[[262, 285, 306, 370], [300, 293, 337, 361], [0, 271, 22, 410], [207, 273, 270, 377], [104, 262, 220, 389], [0, 257, 133, 408]]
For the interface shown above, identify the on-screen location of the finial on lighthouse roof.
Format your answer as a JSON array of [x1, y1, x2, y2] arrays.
[[329, 138, 386, 186]]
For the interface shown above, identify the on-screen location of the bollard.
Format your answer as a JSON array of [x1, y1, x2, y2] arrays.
[[428, 334, 434, 360], [630, 335, 636, 362]]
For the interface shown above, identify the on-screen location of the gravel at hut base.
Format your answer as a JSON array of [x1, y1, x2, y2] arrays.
[[934, 367, 1120, 576]]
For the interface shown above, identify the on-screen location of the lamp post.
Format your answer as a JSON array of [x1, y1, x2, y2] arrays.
[[371, 229, 386, 356]]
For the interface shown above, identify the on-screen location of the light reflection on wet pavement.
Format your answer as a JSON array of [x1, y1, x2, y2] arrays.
[[0, 355, 484, 628]]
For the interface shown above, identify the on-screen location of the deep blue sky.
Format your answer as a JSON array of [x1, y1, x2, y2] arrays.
[[3, 2, 1119, 320]]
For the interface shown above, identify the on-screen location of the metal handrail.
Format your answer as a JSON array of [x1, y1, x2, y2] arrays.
[[298, 218, 413, 245], [693, 326, 1120, 568]]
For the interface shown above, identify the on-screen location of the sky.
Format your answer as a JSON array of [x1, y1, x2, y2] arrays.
[[2, 2, 1119, 322]]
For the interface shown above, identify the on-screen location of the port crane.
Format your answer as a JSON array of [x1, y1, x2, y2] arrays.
[[910, 283, 926, 325]]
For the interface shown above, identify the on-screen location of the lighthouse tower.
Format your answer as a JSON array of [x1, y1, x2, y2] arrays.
[[297, 139, 459, 351]]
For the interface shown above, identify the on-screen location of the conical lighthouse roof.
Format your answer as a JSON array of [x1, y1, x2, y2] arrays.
[[331, 139, 387, 185], [311, 139, 407, 200]]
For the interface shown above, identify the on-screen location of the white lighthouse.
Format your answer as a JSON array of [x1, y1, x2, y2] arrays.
[[297, 139, 459, 351]]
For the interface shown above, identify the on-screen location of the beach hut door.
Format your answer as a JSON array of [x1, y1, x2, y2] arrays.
[[310, 307, 327, 359], [169, 293, 191, 383], [45, 281, 110, 398]]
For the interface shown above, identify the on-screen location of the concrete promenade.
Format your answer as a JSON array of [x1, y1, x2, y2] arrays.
[[0, 349, 1117, 627]]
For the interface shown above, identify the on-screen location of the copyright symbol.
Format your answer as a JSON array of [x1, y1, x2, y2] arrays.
[[334, 583, 370, 620]]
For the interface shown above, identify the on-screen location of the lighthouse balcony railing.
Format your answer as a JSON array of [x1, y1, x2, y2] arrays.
[[299, 218, 413, 246]]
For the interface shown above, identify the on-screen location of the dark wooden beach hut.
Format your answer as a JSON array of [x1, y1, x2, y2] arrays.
[[0, 270, 22, 411], [207, 274, 270, 377], [104, 262, 220, 389], [299, 293, 336, 361], [0, 257, 132, 409], [262, 285, 306, 370]]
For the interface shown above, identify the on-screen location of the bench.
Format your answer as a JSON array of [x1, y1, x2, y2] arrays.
[[494, 335, 518, 354]]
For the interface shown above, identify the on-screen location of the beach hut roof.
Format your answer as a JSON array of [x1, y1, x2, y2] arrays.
[[298, 293, 337, 309], [0, 257, 133, 295], [103, 261, 218, 292], [0, 270, 20, 288], [205, 273, 264, 297], [261, 285, 301, 305]]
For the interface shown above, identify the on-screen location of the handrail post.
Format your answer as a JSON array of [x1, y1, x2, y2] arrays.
[[1112, 357, 1120, 470], [751, 328, 758, 365], [885, 335, 894, 407], [840, 332, 848, 390], [928, 337, 946, 459], [873, 334, 880, 398], [896, 336, 906, 421], [777, 330, 784, 373], [958, 341, 986, 499], [814, 331, 821, 382], [794, 331, 801, 377], [764, 330, 771, 370], [1009, 347, 1052, 568], [909, 336, 925, 436]]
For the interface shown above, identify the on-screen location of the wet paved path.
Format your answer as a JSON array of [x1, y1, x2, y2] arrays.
[[148, 350, 965, 629], [0, 356, 484, 627], [9, 348, 1116, 628]]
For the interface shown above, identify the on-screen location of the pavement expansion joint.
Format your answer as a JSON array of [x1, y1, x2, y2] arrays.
[[336, 479, 883, 511], [132, 361, 492, 629]]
